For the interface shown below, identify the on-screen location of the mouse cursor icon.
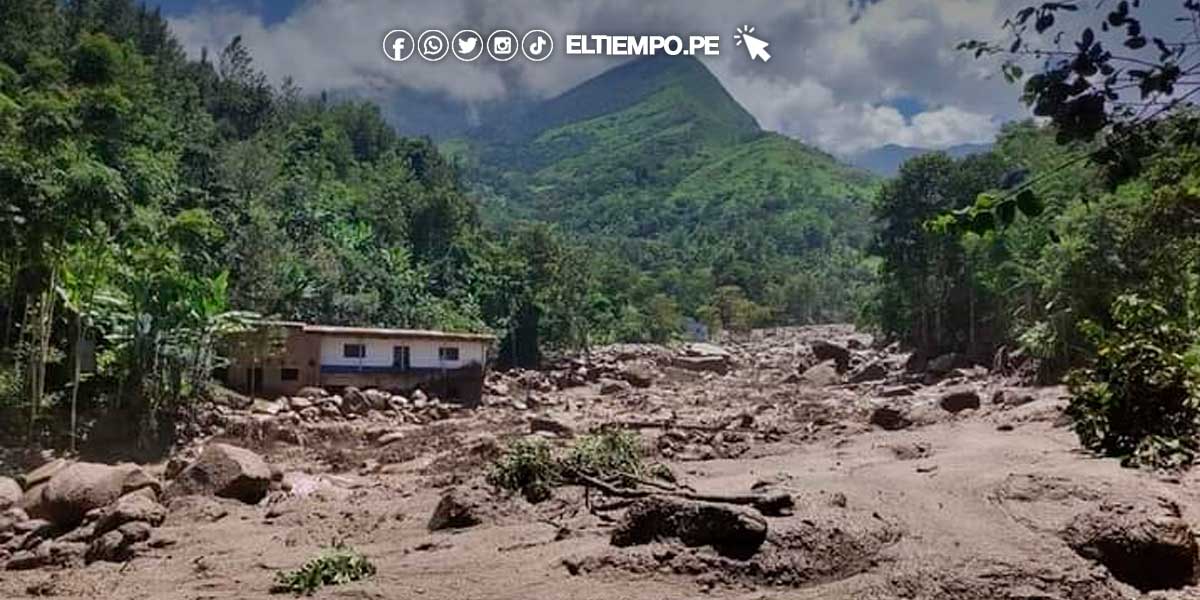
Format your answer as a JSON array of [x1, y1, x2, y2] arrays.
[[735, 25, 771, 62]]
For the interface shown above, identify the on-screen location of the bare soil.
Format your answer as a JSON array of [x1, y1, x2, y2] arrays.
[[4, 325, 1199, 599]]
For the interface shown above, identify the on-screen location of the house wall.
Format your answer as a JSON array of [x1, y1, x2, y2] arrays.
[[224, 326, 321, 397], [318, 336, 486, 370], [223, 328, 490, 404]]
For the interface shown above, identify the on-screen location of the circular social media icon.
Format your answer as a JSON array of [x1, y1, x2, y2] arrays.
[[418, 29, 449, 61], [521, 29, 554, 61], [382, 29, 415, 62], [487, 29, 519, 62], [452, 30, 484, 62]]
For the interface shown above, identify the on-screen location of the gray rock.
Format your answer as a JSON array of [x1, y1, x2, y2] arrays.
[[428, 487, 491, 531], [528, 416, 574, 438], [800, 360, 841, 387], [939, 387, 981, 413], [295, 386, 328, 398], [927, 352, 968, 374], [672, 355, 730, 375]]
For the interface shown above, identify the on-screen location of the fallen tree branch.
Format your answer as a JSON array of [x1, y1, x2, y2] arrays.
[[568, 471, 793, 516]]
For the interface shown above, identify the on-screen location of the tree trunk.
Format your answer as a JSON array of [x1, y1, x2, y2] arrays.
[[69, 312, 82, 453]]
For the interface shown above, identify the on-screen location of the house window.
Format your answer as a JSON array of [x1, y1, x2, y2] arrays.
[[280, 368, 299, 381], [438, 347, 460, 361], [343, 343, 366, 358]]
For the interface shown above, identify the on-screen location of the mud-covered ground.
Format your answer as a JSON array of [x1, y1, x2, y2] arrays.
[[4, 325, 1200, 599]]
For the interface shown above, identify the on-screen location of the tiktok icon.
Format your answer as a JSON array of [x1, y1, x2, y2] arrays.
[[522, 30, 554, 61]]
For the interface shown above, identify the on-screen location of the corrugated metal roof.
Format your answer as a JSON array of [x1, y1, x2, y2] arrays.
[[256, 320, 496, 341]]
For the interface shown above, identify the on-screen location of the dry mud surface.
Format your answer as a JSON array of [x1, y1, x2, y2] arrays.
[[5, 325, 1200, 599]]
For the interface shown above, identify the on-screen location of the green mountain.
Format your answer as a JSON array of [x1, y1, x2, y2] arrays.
[[451, 56, 880, 326]]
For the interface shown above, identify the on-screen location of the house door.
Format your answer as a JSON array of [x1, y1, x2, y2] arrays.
[[393, 346, 411, 371]]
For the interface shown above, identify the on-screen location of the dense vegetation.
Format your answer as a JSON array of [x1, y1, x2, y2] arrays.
[[870, 0, 1200, 468], [0, 0, 603, 449]]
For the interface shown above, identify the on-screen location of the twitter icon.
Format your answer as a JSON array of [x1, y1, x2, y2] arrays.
[[453, 30, 483, 61]]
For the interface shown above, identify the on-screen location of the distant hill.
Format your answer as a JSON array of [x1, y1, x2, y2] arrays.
[[851, 142, 993, 177], [448, 55, 881, 323]]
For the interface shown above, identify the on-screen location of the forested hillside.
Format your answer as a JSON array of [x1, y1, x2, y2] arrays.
[[454, 56, 880, 332], [0, 0, 608, 445]]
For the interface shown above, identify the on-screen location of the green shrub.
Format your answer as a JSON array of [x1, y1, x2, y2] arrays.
[[1066, 294, 1200, 469], [272, 543, 376, 596], [486, 437, 559, 503], [561, 429, 646, 481], [486, 430, 665, 502]]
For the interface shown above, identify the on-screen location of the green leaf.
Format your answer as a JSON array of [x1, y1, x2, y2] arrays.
[[1016, 189, 1045, 217]]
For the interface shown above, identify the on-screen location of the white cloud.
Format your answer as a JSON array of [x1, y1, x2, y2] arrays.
[[162, 0, 1071, 152]]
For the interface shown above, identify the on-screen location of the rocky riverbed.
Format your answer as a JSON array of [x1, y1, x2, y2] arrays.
[[2, 325, 1199, 599]]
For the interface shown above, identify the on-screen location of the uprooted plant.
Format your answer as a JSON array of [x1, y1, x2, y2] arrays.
[[486, 428, 792, 515], [271, 542, 377, 596]]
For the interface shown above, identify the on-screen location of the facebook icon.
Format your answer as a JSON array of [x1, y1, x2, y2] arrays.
[[383, 30, 414, 62]]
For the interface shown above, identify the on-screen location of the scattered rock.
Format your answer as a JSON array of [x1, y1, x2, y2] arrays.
[[672, 355, 730, 375], [94, 491, 166, 535], [879, 385, 915, 398], [295, 386, 328, 398], [428, 486, 492, 531], [529, 416, 574, 438], [811, 340, 851, 372], [599, 378, 632, 395], [801, 360, 841, 387], [85, 529, 130, 563], [611, 496, 767, 558], [927, 352, 968, 374], [343, 387, 370, 414], [619, 366, 655, 388], [939, 387, 981, 413], [165, 443, 271, 504], [0, 477, 20, 510], [250, 398, 283, 416], [1062, 499, 1199, 592], [869, 405, 911, 431], [287, 396, 313, 411], [993, 388, 1036, 407], [847, 360, 888, 384]]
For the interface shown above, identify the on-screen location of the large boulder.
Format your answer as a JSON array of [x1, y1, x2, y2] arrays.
[[939, 387, 982, 413], [1062, 499, 1199, 591], [810, 340, 851, 373], [18, 459, 69, 490], [800, 360, 841, 387], [0, 477, 20, 510], [40, 462, 159, 527], [165, 443, 271, 504], [611, 496, 767, 559], [342, 387, 370, 414]]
